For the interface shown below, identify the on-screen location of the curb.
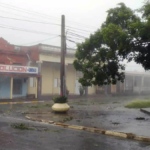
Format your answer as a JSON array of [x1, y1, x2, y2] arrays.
[[140, 108, 150, 115], [0, 101, 45, 105], [25, 115, 150, 143]]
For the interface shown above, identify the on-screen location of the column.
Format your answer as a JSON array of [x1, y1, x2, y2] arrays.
[[36, 61, 42, 99], [10, 77, 13, 99], [65, 63, 68, 96], [35, 77, 37, 99]]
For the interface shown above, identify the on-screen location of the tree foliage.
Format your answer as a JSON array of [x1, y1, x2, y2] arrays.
[[74, 2, 150, 86]]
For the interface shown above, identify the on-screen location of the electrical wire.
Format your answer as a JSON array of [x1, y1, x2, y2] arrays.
[[0, 2, 98, 30], [67, 39, 81, 44], [66, 28, 91, 35], [67, 31, 88, 39], [0, 24, 60, 36], [67, 36, 84, 41], [0, 9, 49, 22], [0, 15, 61, 26], [21, 35, 60, 45], [0, 12, 94, 33], [0, 2, 60, 21], [67, 26, 94, 33]]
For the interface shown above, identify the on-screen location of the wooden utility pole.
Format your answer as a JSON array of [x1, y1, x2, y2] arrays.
[[60, 15, 66, 96]]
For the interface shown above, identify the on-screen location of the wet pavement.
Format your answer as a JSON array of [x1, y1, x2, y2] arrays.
[[24, 96, 150, 137], [0, 95, 150, 149], [0, 114, 150, 150]]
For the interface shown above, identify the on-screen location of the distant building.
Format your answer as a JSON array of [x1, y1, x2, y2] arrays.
[[96, 71, 150, 95], [30, 43, 96, 97], [0, 38, 96, 99], [0, 38, 40, 99], [0, 37, 149, 99]]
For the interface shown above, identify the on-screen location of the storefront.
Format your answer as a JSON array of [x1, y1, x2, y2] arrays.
[[0, 64, 40, 99]]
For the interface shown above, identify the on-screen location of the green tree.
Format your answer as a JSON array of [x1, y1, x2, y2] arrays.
[[74, 2, 150, 86]]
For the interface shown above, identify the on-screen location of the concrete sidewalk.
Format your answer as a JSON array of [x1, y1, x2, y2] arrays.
[[140, 108, 150, 115]]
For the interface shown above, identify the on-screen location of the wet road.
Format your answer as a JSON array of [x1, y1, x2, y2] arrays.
[[0, 110, 149, 150], [0, 96, 150, 150]]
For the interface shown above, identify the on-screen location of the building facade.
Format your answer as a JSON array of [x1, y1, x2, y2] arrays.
[[0, 38, 96, 99], [96, 72, 150, 95], [30, 44, 96, 97], [0, 38, 150, 99], [0, 38, 40, 99]]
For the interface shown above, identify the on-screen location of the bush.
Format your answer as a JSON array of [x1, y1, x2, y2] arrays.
[[53, 96, 68, 103]]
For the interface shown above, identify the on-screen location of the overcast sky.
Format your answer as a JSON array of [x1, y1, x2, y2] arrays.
[[0, 0, 146, 72]]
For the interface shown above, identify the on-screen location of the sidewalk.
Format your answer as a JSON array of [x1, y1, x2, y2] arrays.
[[24, 96, 150, 137], [140, 108, 150, 115]]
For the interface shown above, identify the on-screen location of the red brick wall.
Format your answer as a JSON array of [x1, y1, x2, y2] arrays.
[[0, 38, 39, 65], [0, 51, 28, 66], [0, 37, 29, 51]]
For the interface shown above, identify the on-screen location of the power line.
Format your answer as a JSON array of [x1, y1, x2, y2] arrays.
[[67, 36, 84, 41], [66, 28, 91, 35], [0, 3, 96, 34], [66, 26, 93, 33], [0, 2, 98, 30], [21, 35, 60, 45], [0, 15, 61, 26], [0, 12, 94, 33], [68, 31, 88, 39], [0, 9, 48, 22], [0, 24, 60, 36], [0, 2, 60, 21], [67, 38, 81, 44]]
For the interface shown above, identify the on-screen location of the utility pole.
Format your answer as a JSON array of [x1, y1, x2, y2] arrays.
[[60, 15, 66, 96]]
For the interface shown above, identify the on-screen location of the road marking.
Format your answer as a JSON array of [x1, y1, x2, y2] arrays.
[[0, 101, 44, 105]]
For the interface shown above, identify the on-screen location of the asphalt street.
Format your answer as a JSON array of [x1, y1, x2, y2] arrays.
[[0, 108, 149, 150], [0, 96, 150, 150]]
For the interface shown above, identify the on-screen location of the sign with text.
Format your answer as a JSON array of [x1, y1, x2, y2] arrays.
[[0, 65, 38, 74]]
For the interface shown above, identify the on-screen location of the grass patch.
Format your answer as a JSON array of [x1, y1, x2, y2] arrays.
[[144, 97, 150, 100], [125, 100, 150, 108], [29, 104, 52, 109], [62, 116, 73, 122], [11, 123, 35, 130]]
